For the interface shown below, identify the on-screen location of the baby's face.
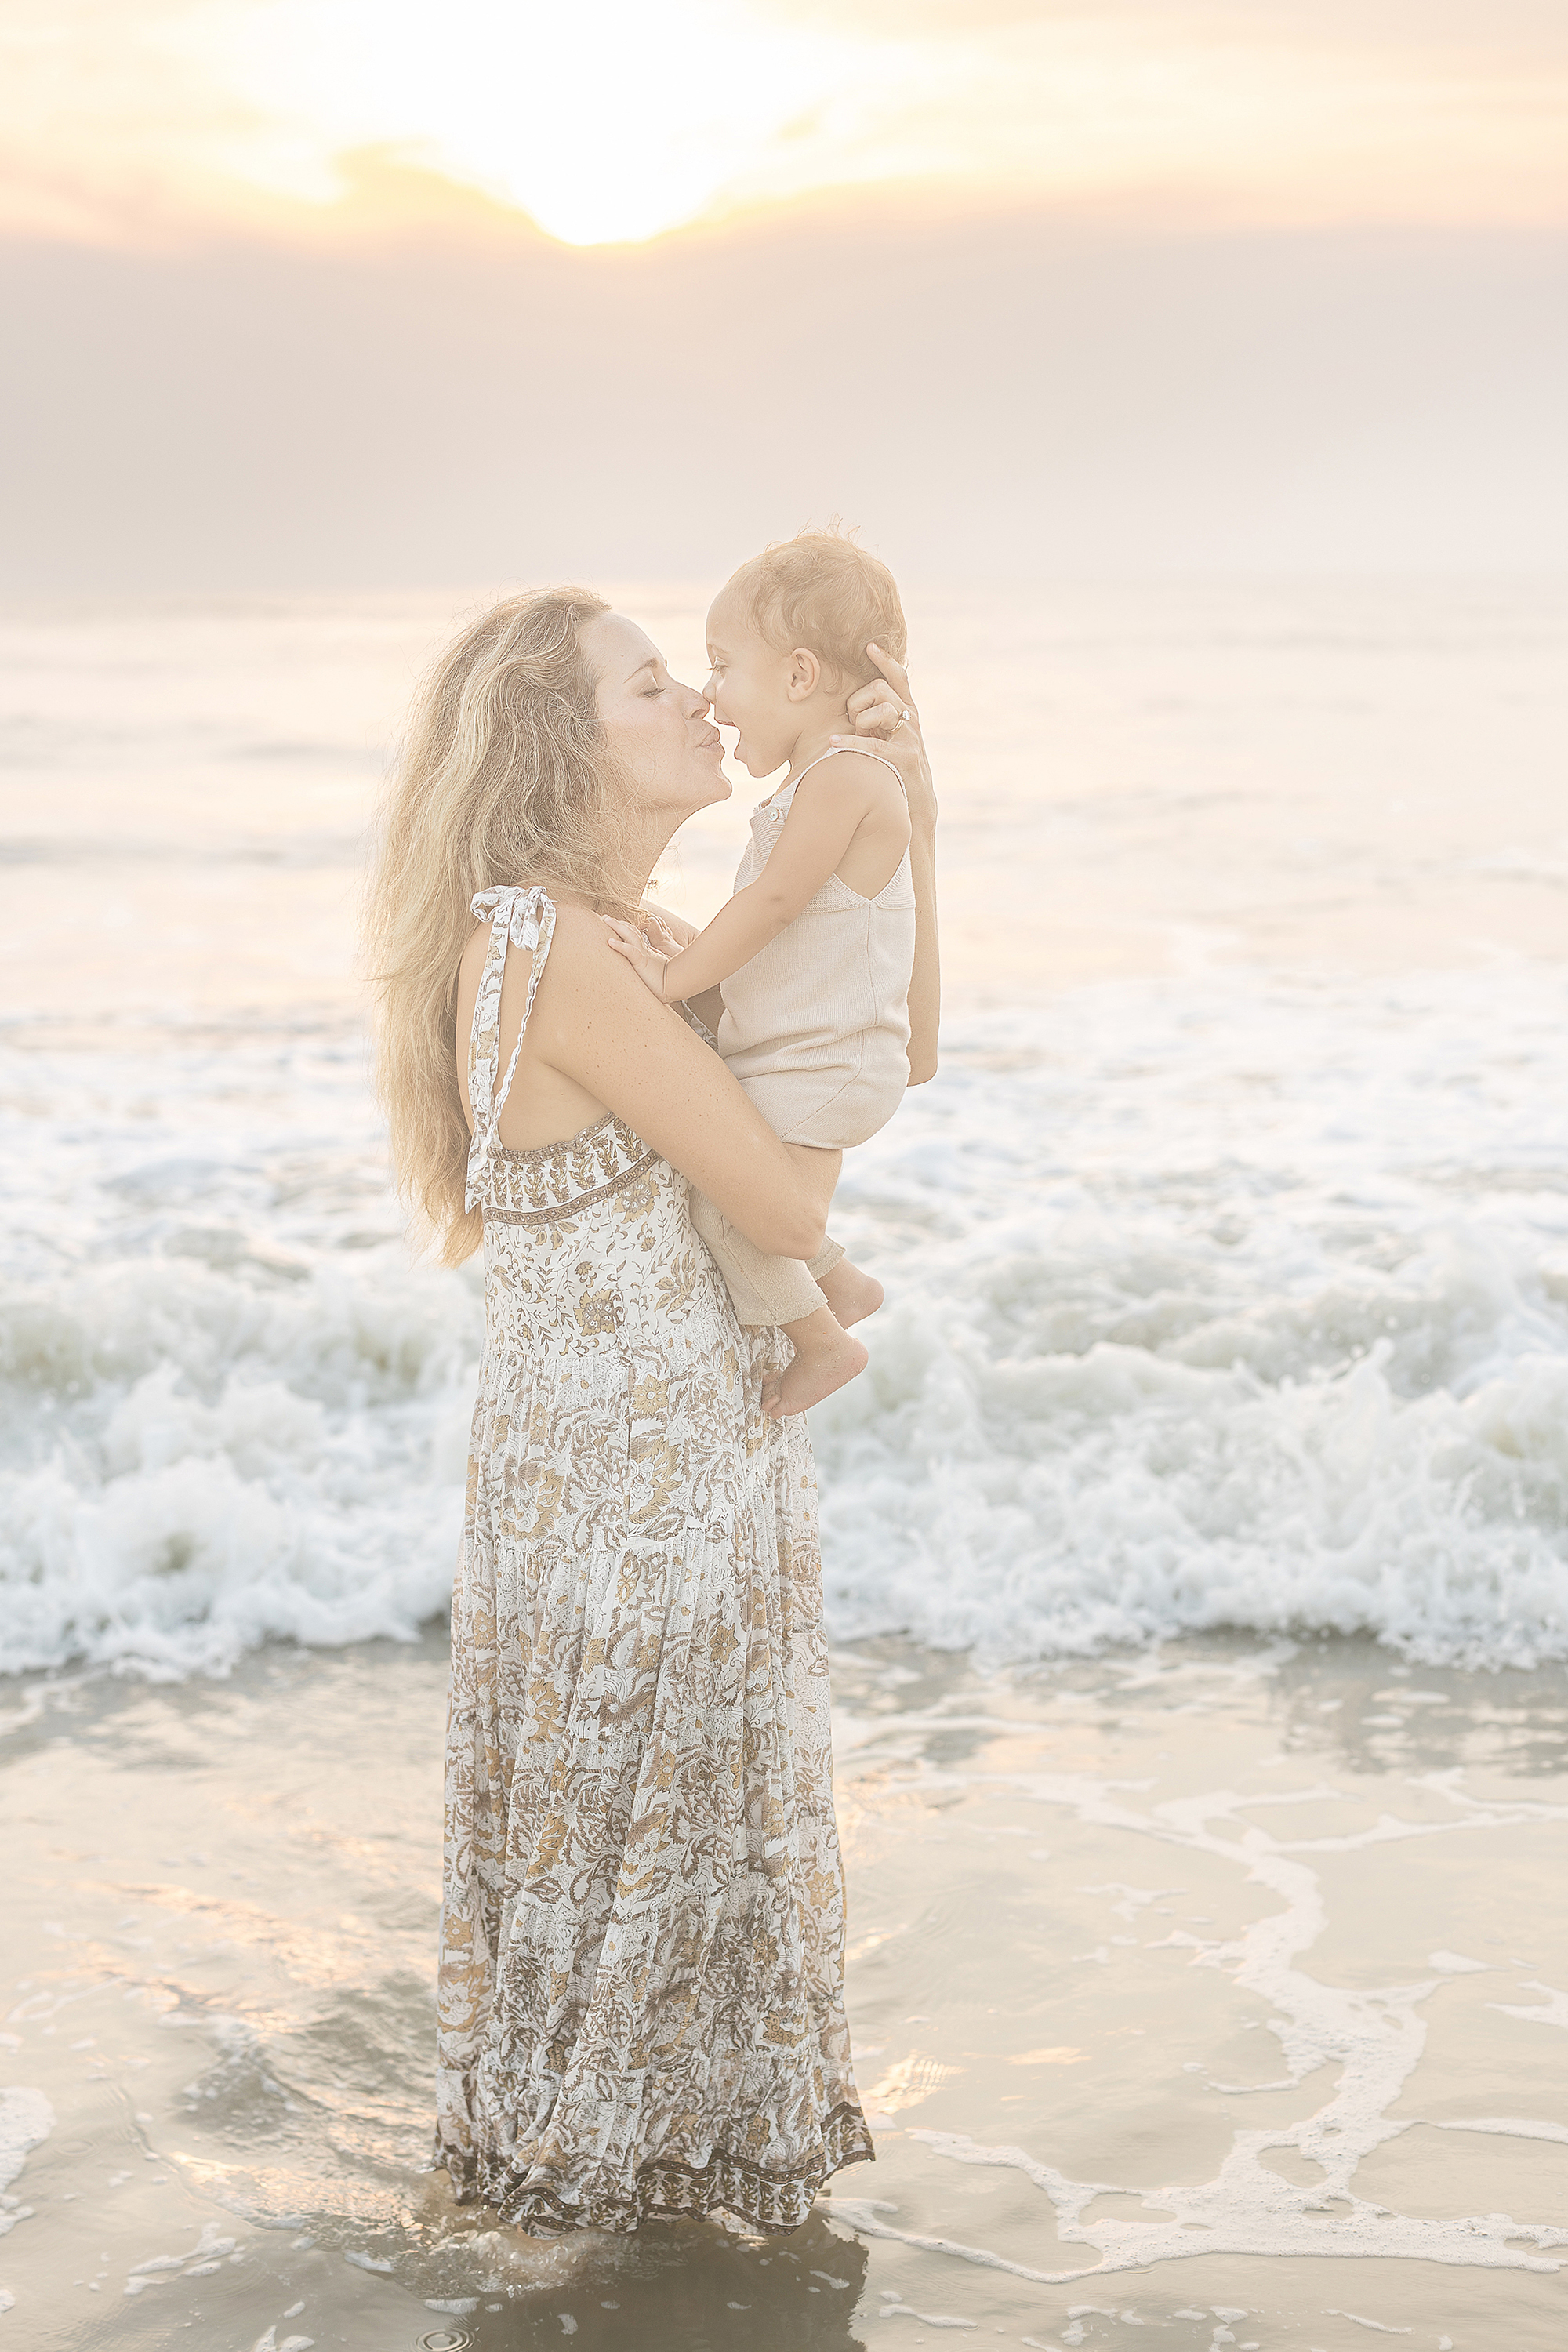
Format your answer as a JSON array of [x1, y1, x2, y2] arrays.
[[703, 591, 798, 779]]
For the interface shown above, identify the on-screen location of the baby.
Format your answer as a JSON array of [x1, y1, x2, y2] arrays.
[[604, 529, 930, 1419]]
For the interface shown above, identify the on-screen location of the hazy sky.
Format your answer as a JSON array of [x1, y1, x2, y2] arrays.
[[10, 0, 1568, 245], [3, 0, 1566, 586]]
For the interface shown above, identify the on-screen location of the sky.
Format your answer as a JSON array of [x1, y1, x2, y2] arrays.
[[3, 0, 1566, 586]]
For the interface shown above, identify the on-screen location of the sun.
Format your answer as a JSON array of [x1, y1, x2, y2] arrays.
[[178, 0, 920, 247]]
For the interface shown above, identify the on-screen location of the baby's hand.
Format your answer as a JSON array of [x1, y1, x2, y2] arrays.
[[601, 915, 675, 1000]]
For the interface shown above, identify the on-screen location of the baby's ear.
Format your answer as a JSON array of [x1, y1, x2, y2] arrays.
[[786, 646, 822, 698]]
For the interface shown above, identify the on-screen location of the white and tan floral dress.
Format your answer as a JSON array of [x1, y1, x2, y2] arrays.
[[434, 884, 873, 2235]]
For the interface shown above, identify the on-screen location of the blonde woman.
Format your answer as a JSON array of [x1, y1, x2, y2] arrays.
[[365, 590, 935, 2236]]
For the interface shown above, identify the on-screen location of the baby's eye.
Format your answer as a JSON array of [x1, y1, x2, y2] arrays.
[[641, 683, 664, 697]]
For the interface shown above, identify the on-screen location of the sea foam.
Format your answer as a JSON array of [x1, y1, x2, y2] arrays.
[[817, 966, 1568, 1669], [4, 963, 1568, 1679]]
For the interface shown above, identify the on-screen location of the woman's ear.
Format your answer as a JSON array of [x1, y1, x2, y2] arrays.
[[785, 646, 822, 700]]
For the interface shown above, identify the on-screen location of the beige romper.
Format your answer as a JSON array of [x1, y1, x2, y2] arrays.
[[690, 746, 917, 1328]]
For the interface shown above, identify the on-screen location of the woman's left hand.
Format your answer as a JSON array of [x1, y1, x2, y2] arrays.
[[834, 643, 941, 1086], [830, 641, 936, 829]]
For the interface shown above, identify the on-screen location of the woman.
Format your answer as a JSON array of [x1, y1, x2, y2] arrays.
[[365, 587, 935, 2236]]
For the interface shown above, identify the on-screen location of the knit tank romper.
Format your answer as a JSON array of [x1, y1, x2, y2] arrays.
[[716, 746, 916, 1151]]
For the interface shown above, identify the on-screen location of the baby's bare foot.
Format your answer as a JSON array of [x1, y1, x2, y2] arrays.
[[762, 1326, 869, 1420], [819, 1259, 884, 1328]]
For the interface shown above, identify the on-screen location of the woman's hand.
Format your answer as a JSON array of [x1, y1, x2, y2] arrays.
[[601, 913, 678, 1000], [837, 644, 941, 1083], [830, 641, 936, 831]]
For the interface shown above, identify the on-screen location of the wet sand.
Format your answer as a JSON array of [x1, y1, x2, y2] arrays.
[[3, 1632, 1566, 2350]]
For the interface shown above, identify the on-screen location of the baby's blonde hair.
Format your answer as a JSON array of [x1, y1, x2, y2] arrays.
[[728, 524, 906, 689]]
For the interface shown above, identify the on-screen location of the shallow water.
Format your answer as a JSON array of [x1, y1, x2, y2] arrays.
[[2, 1632, 1565, 2346]]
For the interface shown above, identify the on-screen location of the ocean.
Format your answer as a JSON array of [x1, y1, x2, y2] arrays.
[[2, 580, 1567, 2350], [3, 579, 1566, 1681]]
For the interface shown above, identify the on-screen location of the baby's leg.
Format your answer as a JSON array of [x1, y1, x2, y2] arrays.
[[788, 1145, 884, 1327], [783, 1142, 844, 1229], [690, 1156, 878, 1418], [757, 1147, 868, 1420], [688, 1192, 829, 1323], [763, 1302, 868, 1420], [818, 1255, 884, 1328]]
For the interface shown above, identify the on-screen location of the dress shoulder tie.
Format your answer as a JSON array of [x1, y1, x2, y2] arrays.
[[464, 885, 557, 1212]]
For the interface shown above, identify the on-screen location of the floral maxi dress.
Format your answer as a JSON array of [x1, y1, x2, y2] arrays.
[[434, 885, 873, 2234]]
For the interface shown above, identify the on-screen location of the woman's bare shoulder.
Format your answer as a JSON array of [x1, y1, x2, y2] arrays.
[[454, 895, 619, 1035], [540, 900, 638, 986], [507, 900, 687, 1040]]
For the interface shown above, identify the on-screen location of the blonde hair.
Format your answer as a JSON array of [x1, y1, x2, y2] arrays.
[[363, 586, 633, 1265], [728, 524, 907, 689]]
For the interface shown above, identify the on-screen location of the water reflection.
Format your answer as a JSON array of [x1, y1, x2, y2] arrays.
[[1267, 1642, 1568, 1779], [3, 1625, 1565, 2347], [390, 2206, 873, 2352]]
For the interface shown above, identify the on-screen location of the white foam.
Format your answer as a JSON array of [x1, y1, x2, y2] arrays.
[[0, 2085, 53, 2315], [833, 1726, 1568, 2284], [815, 967, 1568, 1671], [1, 1250, 477, 1676], [0, 2086, 53, 2202], [1488, 1980, 1568, 2029], [0, 1033, 481, 1677], [5, 960, 1568, 1678], [1433, 2117, 1568, 2145]]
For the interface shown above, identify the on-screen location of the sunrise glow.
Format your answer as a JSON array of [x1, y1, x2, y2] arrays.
[[4, 0, 1568, 249], [166, 0, 933, 248]]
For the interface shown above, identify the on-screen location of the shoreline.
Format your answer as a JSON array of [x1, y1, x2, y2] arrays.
[[2, 1626, 1565, 2347]]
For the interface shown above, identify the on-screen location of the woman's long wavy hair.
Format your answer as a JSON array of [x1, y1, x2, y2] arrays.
[[363, 588, 636, 1265]]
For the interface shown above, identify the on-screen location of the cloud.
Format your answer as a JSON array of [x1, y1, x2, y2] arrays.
[[781, 0, 1568, 53], [3, 0, 1567, 251]]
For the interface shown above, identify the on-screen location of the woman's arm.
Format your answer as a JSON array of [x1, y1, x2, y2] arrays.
[[606, 760, 881, 1002], [905, 816, 939, 1083], [525, 906, 827, 1258], [836, 647, 940, 1083]]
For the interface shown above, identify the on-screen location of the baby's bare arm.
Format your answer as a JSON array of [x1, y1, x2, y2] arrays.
[[633, 904, 723, 1025], [641, 901, 697, 945], [838, 645, 940, 1084], [613, 760, 882, 1000]]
